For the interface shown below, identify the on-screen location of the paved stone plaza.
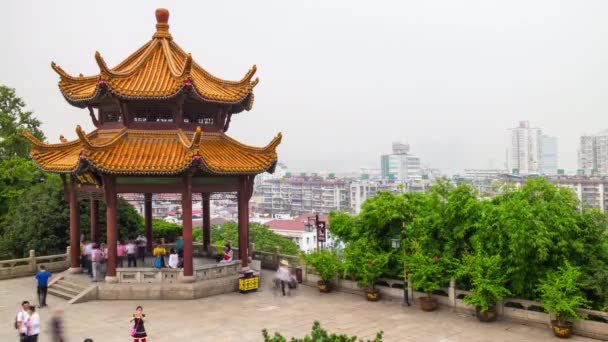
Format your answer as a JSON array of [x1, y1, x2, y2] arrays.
[[0, 271, 597, 342]]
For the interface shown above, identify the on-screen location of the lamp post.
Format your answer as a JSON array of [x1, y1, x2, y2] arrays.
[[391, 238, 410, 306]]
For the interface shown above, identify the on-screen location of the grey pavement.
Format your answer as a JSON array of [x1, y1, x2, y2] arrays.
[[0, 271, 597, 342]]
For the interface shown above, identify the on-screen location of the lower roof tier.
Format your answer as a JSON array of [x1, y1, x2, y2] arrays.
[[23, 127, 281, 175]]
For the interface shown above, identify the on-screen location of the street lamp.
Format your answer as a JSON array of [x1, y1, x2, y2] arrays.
[[391, 237, 410, 306]]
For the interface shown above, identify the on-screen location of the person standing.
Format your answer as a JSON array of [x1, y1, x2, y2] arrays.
[[84, 240, 93, 277], [136, 234, 147, 265], [175, 236, 184, 267], [117, 241, 126, 268], [15, 300, 29, 340], [50, 309, 65, 342], [91, 244, 104, 282], [35, 266, 52, 308], [126, 240, 137, 267], [24, 305, 40, 342], [275, 260, 292, 296], [130, 306, 147, 342], [152, 243, 166, 269]]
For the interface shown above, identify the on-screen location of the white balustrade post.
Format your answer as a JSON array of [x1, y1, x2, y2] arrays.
[[449, 279, 456, 308], [66, 246, 71, 268], [29, 250, 36, 273]]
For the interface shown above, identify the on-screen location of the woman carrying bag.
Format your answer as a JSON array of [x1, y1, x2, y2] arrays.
[[129, 305, 147, 342]]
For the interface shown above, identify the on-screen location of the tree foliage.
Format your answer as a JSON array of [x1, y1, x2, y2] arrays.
[[457, 250, 511, 313], [262, 321, 383, 342], [329, 177, 608, 309], [342, 240, 392, 290], [537, 262, 591, 325], [304, 249, 341, 282], [205, 222, 299, 255], [0, 85, 45, 160]]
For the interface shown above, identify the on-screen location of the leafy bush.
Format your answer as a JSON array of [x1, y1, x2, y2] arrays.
[[407, 242, 450, 298], [342, 240, 391, 291], [304, 249, 341, 283], [537, 262, 591, 325], [262, 321, 383, 342], [147, 219, 182, 242], [457, 251, 510, 313], [208, 222, 299, 255]]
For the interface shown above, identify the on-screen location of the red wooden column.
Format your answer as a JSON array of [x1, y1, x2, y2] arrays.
[[144, 193, 153, 252], [90, 194, 99, 243], [182, 174, 194, 280], [237, 176, 254, 268], [104, 176, 118, 282], [202, 193, 211, 251], [68, 176, 81, 273]]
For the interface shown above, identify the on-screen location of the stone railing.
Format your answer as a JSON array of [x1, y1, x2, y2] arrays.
[[115, 261, 241, 284], [251, 247, 299, 271], [0, 248, 70, 280], [163, 242, 207, 257], [302, 267, 608, 340]]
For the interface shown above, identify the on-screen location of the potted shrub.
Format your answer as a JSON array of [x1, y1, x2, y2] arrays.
[[303, 249, 341, 293], [343, 240, 391, 301], [457, 252, 510, 322], [407, 247, 447, 311], [537, 262, 590, 338]]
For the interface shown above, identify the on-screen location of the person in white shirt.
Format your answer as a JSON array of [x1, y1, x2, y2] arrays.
[[168, 248, 179, 269], [126, 240, 137, 267], [84, 241, 93, 277], [24, 304, 40, 341], [275, 260, 292, 296], [15, 300, 29, 339]]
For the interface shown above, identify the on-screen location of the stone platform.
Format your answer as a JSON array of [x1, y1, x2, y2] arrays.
[[0, 270, 598, 342]]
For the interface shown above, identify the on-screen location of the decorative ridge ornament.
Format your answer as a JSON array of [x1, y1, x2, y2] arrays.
[[153, 8, 172, 40]]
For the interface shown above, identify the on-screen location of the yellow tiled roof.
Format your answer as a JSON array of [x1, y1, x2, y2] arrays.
[[51, 9, 258, 108], [23, 127, 281, 175]]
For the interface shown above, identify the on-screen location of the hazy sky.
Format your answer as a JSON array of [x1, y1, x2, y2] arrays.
[[3, 1, 608, 174]]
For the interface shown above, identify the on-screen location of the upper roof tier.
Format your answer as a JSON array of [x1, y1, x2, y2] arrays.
[[51, 8, 258, 112]]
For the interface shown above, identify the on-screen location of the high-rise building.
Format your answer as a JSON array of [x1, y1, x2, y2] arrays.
[[541, 135, 558, 175], [579, 130, 608, 175], [350, 180, 401, 214], [380, 142, 422, 183], [551, 176, 608, 213], [508, 121, 542, 174], [259, 175, 350, 216]]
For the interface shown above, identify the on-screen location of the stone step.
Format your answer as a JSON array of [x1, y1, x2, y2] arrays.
[[47, 287, 74, 301], [55, 280, 87, 292], [51, 283, 80, 297]]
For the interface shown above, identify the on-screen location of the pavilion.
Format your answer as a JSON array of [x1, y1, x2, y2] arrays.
[[23, 8, 281, 282]]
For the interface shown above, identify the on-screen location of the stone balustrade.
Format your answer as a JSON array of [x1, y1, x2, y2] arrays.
[[0, 248, 70, 280], [302, 266, 608, 340], [116, 261, 241, 284]]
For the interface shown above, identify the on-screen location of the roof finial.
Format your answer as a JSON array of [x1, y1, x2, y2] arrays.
[[153, 8, 172, 40]]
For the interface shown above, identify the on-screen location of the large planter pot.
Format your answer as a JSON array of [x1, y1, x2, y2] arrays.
[[365, 289, 380, 302], [476, 306, 497, 322], [551, 320, 573, 339], [317, 280, 331, 293], [419, 296, 439, 311]]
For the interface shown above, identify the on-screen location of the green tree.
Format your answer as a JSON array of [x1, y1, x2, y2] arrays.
[[0, 157, 47, 227], [206, 222, 299, 255], [0, 175, 68, 258], [537, 262, 591, 326], [0, 174, 144, 258], [0, 85, 45, 160]]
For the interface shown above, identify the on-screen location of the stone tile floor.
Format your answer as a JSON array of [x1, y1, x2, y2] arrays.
[[0, 270, 597, 342]]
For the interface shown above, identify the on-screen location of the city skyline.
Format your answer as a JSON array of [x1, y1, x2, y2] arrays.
[[4, 1, 608, 174]]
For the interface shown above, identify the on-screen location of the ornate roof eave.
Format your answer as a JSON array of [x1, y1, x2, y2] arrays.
[[23, 127, 281, 176]]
